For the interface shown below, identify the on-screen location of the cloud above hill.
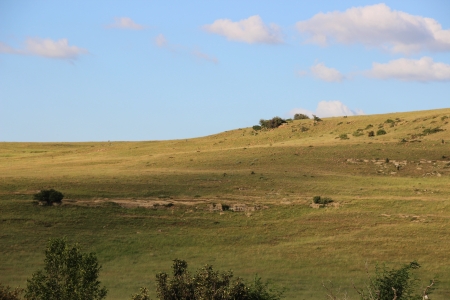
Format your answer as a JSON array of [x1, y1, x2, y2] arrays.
[[0, 38, 88, 61], [289, 101, 364, 118], [367, 56, 450, 82], [296, 3, 450, 54], [203, 15, 283, 44]]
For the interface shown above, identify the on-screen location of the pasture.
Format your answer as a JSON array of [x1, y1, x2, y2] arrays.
[[1, 108, 450, 299]]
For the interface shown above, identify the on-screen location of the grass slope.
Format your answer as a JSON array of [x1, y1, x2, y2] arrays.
[[1, 108, 450, 299]]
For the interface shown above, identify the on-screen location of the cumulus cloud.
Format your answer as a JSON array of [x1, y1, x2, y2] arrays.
[[203, 15, 283, 44], [310, 63, 344, 82], [296, 3, 450, 54], [106, 17, 145, 30], [367, 56, 450, 82], [0, 38, 88, 60], [289, 101, 364, 118]]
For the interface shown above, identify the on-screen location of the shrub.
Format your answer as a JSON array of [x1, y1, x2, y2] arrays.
[[25, 238, 107, 300], [152, 259, 283, 300], [377, 129, 387, 135], [33, 189, 64, 205], [353, 261, 434, 300], [313, 196, 333, 205], [259, 117, 287, 129], [365, 124, 373, 130], [252, 125, 262, 131], [294, 113, 310, 120], [0, 284, 23, 300], [368, 131, 375, 137], [301, 126, 309, 132], [385, 119, 395, 124], [441, 115, 448, 121], [423, 127, 444, 135], [339, 134, 349, 140], [312, 115, 322, 122]]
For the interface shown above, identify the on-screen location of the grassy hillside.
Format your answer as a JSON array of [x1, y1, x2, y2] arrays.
[[1, 108, 450, 299]]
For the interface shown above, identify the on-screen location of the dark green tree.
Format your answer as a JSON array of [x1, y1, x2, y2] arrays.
[[25, 238, 107, 300], [259, 117, 286, 129], [294, 113, 310, 120], [151, 259, 283, 300], [33, 189, 64, 205]]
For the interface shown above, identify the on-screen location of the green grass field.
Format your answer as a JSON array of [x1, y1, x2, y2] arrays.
[[1, 108, 450, 299]]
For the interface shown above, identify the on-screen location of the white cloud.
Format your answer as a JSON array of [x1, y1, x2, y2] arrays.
[[310, 63, 344, 82], [203, 15, 283, 44], [155, 34, 168, 48], [296, 3, 450, 54], [289, 101, 364, 118], [106, 17, 145, 30], [367, 56, 450, 82], [0, 38, 88, 60]]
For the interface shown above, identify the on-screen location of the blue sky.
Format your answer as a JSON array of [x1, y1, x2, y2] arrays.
[[1, 1, 450, 141]]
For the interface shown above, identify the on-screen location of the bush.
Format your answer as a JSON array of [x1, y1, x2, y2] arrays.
[[385, 119, 395, 124], [313, 196, 333, 205], [25, 238, 107, 300], [33, 189, 64, 205], [0, 284, 23, 300], [368, 131, 375, 137], [312, 115, 322, 122], [365, 124, 373, 130], [259, 117, 287, 129], [152, 259, 283, 300], [353, 261, 435, 300], [377, 129, 387, 136], [294, 113, 310, 120], [339, 133, 349, 140], [423, 127, 443, 135], [352, 130, 364, 137], [252, 125, 262, 131]]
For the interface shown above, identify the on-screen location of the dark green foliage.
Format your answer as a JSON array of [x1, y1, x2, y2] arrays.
[[339, 134, 349, 140], [154, 259, 283, 300], [0, 284, 23, 300], [33, 189, 64, 205], [368, 131, 375, 137], [252, 125, 262, 131], [365, 124, 373, 130], [422, 127, 443, 135], [354, 261, 433, 300], [259, 117, 287, 129], [312, 115, 322, 122], [385, 119, 395, 124], [377, 129, 387, 136], [294, 113, 310, 120], [25, 238, 107, 300], [313, 196, 333, 205]]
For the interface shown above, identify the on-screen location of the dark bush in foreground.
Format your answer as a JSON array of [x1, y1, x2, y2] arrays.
[[0, 284, 23, 300], [423, 127, 443, 135], [25, 238, 107, 300], [252, 125, 262, 131], [143, 259, 283, 300], [313, 196, 333, 205], [33, 189, 64, 205]]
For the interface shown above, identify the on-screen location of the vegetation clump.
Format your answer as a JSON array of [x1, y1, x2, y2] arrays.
[[0, 284, 23, 300], [422, 127, 444, 135], [294, 113, 310, 120], [33, 189, 64, 206], [151, 259, 283, 300], [368, 131, 375, 137], [339, 133, 349, 140], [259, 117, 287, 129], [313, 196, 333, 205], [252, 125, 262, 131], [352, 129, 364, 137], [25, 238, 107, 300], [377, 129, 387, 136]]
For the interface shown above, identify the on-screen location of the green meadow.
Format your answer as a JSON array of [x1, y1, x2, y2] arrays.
[[1, 108, 450, 299]]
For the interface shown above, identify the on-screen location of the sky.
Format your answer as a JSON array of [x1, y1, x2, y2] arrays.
[[1, 0, 450, 142]]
